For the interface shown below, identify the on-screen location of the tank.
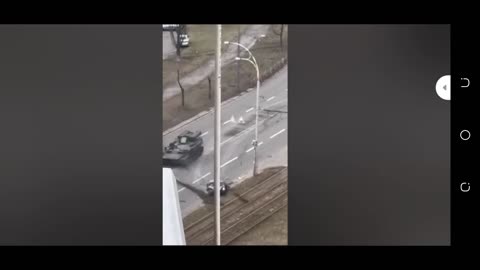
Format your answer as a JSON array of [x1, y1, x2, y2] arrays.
[[163, 130, 204, 167]]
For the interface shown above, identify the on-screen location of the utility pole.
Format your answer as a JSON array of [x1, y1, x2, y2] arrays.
[[214, 24, 222, 246], [236, 25, 241, 92]]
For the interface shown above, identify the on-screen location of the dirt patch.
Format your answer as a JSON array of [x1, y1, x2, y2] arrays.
[[163, 25, 288, 131]]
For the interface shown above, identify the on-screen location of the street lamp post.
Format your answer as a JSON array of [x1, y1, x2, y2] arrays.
[[224, 40, 262, 176], [214, 24, 222, 246]]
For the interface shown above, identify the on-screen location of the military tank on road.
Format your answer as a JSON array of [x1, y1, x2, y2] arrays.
[[163, 130, 204, 167]]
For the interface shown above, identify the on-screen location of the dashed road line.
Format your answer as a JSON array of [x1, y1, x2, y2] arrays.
[[270, 128, 286, 139], [178, 187, 186, 192], [266, 96, 275, 102], [221, 156, 238, 168], [193, 172, 211, 184], [258, 141, 264, 146], [201, 131, 209, 137], [261, 98, 287, 111], [246, 107, 254, 113]]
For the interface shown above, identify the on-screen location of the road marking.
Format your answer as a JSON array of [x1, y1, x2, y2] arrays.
[[270, 128, 286, 139], [178, 187, 186, 192], [193, 172, 211, 184], [246, 107, 254, 113], [221, 156, 238, 168], [201, 131, 208, 137], [266, 96, 275, 102], [262, 98, 287, 110], [223, 115, 236, 125], [258, 141, 264, 146]]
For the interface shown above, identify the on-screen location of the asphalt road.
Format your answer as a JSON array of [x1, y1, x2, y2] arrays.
[[163, 67, 288, 216], [163, 31, 176, 59]]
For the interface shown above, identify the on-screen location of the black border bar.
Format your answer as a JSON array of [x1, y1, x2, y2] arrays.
[[452, 23, 476, 246]]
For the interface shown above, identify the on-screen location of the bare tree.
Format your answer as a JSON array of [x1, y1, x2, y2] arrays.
[[169, 27, 182, 58], [272, 24, 285, 50], [177, 69, 185, 107]]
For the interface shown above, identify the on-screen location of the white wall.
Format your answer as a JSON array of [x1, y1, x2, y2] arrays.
[[162, 168, 186, 245]]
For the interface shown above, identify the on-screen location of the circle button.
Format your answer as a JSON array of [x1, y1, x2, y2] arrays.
[[460, 130, 471, 141]]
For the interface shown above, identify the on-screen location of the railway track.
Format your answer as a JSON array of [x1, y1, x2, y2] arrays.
[[185, 167, 287, 245]]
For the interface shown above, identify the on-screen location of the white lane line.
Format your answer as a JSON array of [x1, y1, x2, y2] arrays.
[[223, 119, 232, 125], [193, 172, 211, 184], [262, 98, 287, 110], [201, 131, 209, 137], [220, 104, 287, 146], [221, 156, 238, 168], [258, 141, 264, 146], [266, 96, 275, 102], [270, 128, 286, 139], [178, 187, 186, 192], [246, 107, 254, 113]]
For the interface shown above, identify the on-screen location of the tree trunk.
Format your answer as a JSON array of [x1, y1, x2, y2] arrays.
[[172, 27, 183, 106], [208, 76, 212, 100], [177, 69, 185, 107], [280, 24, 284, 50], [170, 29, 181, 58]]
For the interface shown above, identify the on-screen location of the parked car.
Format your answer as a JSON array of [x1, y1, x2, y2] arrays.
[[178, 33, 190, 47]]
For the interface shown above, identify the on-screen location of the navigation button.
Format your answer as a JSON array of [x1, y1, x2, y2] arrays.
[[460, 130, 471, 141], [460, 182, 470, 192], [436, 75, 450, 100], [461, 78, 470, 88]]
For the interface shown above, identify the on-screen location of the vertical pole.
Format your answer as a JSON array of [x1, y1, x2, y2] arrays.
[[236, 25, 241, 92], [214, 24, 222, 246], [253, 63, 260, 176]]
